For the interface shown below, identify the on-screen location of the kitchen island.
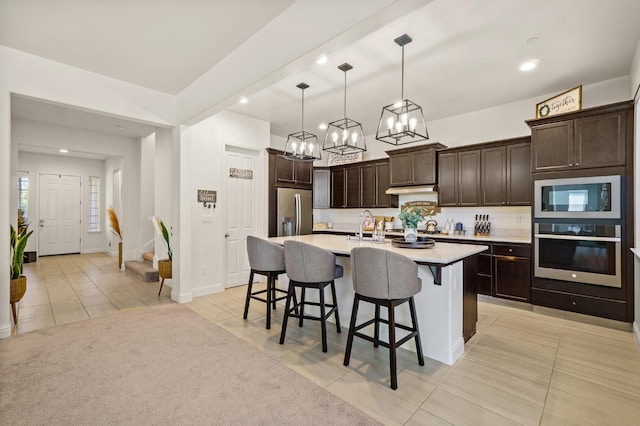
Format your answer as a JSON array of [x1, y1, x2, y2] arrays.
[[268, 234, 488, 365]]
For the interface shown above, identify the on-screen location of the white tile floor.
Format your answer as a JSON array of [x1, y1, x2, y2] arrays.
[[11, 253, 171, 335], [10, 254, 640, 425], [189, 284, 640, 426]]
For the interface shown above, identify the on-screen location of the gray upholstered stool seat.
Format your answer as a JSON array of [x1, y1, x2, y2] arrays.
[[344, 247, 424, 390], [243, 236, 290, 329], [279, 240, 342, 352]]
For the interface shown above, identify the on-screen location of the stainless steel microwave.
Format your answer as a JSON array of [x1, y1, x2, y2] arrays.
[[534, 175, 621, 219]]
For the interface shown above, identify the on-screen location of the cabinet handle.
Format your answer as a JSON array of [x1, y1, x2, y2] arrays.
[[575, 163, 580, 166], [569, 163, 573, 167], [508, 248, 513, 253], [502, 202, 506, 205]]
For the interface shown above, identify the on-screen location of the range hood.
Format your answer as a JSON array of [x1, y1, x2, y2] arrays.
[[385, 184, 438, 195]]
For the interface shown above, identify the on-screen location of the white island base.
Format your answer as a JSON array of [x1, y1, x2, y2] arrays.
[[269, 235, 487, 365]]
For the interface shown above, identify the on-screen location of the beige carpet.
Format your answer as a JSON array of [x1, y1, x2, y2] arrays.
[[0, 304, 379, 425]]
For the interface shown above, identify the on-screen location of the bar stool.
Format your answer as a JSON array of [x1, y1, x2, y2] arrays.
[[280, 240, 343, 352], [243, 236, 290, 329], [344, 247, 424, 390]]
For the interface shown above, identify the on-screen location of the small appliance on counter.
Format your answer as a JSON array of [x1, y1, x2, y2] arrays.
[[474, 215, 491, 236], [425, 220, 438, 234]]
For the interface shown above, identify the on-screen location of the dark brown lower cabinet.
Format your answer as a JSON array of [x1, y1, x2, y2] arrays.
[[463, 254, 479, 342], [493, 255, 531, 302]]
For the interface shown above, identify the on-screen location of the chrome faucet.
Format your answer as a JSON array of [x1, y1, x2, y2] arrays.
[[358, 209, 374, 241]]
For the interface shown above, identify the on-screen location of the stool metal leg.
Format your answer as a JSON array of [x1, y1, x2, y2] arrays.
[[343, 295, 360, 366], [389, 301, 398, 390], [298, 287, 306, 327], [409, 296, 425, 366], [319, 284, 328, 352], [279, 283, 296, 345], [373, 304, 380, 348], [271, 275, 278, 309], [265, 274, 272, 329], [330, 280, 341, 333], [243, 270, 255, 319]]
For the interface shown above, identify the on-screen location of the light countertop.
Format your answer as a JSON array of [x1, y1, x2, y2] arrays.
[[268, 234, 488, 265], [312, 228, 531, 244]]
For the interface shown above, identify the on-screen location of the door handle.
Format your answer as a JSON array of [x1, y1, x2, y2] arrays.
[[39, 219, 45, 228], [225, 233, 229, 238]]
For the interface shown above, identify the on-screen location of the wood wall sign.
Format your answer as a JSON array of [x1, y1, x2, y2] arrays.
[[229, 168, 253, 179], [536, 85, 582, 118], [327, 151, 362, 166]]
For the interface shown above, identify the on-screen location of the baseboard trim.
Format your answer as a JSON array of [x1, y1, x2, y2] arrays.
[[0, 322, 12, 339], [81, 248, 105, 254], [634, 321, 640, 351], [193, 283, 224, 298]]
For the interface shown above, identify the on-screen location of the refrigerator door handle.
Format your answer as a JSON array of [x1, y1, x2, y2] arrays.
[[295, 193, 301, 236]]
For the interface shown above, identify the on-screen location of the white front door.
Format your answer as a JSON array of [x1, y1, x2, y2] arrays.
[[224, 146, 262, 288], [38, 173, 82, 256]]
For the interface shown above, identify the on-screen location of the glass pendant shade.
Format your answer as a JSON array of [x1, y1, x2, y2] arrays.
[[323, 63, 366, 155], [376, 34, 429, 146], [282, 83, 321, 162]]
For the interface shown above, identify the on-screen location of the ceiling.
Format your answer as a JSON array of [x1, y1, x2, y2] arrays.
[[2, 0, 640, 145]]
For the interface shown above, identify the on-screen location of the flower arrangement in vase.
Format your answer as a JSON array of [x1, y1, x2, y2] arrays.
[[397, 206, 426, 242]]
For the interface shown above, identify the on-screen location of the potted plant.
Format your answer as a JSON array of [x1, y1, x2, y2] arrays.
[[10, 223, 33, 324], [108, 205, 124, 270], [397, 207, 425, 242], [155, 217, 172, 293]]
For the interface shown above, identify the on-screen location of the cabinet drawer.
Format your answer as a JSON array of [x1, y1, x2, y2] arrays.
[[531, 288, 627, 321], [493, 244, 530, 257]]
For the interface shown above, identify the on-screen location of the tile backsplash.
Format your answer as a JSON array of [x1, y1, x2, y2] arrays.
[[313, 194, 531, 237]]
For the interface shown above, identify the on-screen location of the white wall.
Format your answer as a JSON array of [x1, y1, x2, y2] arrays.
[[139, 134, 156, 257], [11, 119, 141, 260], [183, 110, 270, 298], [18, 151, 105, 254], [0, 46, 178, 337]]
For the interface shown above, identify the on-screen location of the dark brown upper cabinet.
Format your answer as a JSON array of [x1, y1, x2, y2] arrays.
[[330, 167, 346, 208], [274, 152, 313, 186], [387, 143, 447, 186], [438, 149, 481, 207], [527, 101, 631, 172], [481, 140, 531, 206], [361, 161, 398, 208], [345, 166, 361, 208]]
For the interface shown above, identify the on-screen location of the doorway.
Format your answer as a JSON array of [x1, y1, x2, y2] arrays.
[[223, 146, 263, 288], [38, 173, 82, 256]]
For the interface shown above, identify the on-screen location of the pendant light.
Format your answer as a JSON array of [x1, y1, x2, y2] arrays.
[[282, 83, 321, 162], [323, 63, 366, 155], [375, 34, 429, 145]]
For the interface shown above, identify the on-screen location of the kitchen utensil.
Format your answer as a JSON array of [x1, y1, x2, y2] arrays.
[[425, 219, 438, 234]]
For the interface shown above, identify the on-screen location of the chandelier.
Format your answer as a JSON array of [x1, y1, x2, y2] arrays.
[[375, 34, 429, 145], [322, 63, 366, 155], [282, 82, 321, 162]]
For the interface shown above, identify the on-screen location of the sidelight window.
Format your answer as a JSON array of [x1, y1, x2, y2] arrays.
[[89, 176, 101, 232]]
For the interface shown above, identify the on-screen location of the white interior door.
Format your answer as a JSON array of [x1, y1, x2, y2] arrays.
[[38, 173, 82, 256], [224, 147, 262, 288]]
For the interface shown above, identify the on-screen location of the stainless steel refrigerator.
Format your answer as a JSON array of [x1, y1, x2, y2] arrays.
[[276, 188, 312, 236]]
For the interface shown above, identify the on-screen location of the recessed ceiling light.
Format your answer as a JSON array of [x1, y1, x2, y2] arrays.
[[316, 55, 328, 65], [239, 97, 248, 104], [519, 60, 539, 72], [526, 36, 540, 45], [318, 123, 327, 130], [59, 149, 68, 153]]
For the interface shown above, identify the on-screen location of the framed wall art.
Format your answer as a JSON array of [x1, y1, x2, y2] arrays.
[[535, 85, 582, 118]]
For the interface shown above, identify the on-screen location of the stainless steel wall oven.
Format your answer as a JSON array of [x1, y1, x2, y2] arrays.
[[534, 222, 621, 288]]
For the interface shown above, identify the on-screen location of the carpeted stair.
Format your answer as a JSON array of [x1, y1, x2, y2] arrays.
[[125, 252, 158, 282]]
